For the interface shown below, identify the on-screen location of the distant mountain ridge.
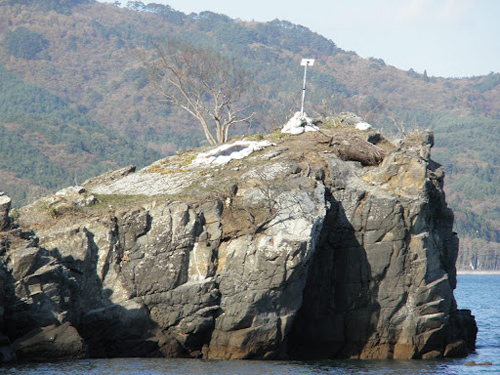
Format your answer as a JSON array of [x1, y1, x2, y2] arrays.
[[0, 0, 498, 268]]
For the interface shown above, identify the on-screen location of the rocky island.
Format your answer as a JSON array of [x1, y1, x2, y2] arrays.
[[0, 117, 477, 362]]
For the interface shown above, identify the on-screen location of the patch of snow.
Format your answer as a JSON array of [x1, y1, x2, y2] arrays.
[[281, 112, 319, 134], [192, 140, 276, 165], [55, 186, 86, 196], [355, 122, 373, 130]]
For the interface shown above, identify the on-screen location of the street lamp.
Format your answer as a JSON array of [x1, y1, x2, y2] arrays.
[[300, 58, 315, 116]]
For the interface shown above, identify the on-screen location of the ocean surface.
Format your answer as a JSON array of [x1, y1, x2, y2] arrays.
[[0, 274, 498, 375]]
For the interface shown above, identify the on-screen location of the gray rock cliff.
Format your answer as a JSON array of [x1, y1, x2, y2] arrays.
[[0, 125, 476, 361]]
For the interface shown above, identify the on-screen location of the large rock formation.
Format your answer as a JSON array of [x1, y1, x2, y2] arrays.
[[0, 125, 476, 362]]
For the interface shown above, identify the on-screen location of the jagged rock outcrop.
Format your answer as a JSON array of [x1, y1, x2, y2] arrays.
[[0, 126, 476, 362], [0, 193, 11, 231]]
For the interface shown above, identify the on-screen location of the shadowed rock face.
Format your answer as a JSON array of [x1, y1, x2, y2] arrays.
[[0, 130, 476, 362]]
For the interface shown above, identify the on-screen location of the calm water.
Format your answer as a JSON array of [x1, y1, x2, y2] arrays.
[[1, 274, 498, 375]]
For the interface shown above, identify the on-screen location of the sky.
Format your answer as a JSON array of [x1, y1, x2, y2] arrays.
[[98, 0, 500, 78]]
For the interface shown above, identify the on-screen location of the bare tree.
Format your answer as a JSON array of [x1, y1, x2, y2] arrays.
[[143, 40, 254, 146]]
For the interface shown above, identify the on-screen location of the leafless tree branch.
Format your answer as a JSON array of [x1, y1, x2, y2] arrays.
[[142, 40, 255, 145]]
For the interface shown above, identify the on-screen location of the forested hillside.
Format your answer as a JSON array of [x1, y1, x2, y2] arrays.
[[0, 0, 498, 267]]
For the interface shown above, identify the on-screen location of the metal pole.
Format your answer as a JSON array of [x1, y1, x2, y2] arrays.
[[300, 61, 309, 116], [300, 59, 314, 116]]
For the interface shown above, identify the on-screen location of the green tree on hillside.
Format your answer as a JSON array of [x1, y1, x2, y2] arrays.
[[1, 0, 88, 14], [3, 27, 49, 60]]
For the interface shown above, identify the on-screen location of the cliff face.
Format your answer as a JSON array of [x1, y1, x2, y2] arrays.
[[0, 127, 476, 362]]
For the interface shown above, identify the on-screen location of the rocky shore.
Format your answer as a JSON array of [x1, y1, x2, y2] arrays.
[[0, 121, 476, 362]]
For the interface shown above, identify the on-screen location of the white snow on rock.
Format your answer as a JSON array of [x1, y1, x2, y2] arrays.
[[192, 140, 276, 165], [55, 186, 86, 196], [281, 112, 319, 135], [355, 122, 373, 131]]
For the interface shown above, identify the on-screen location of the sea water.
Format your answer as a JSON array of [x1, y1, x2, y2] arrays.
[[1, 274, 498, 375]]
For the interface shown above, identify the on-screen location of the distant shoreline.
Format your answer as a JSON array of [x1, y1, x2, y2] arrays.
[[457, 270, 500, 275]]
